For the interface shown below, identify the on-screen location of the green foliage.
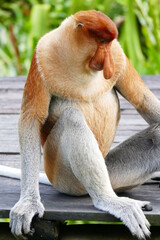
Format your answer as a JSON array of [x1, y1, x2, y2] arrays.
[[0, 218, 9, 223], [135, 0, 160, 74], [0, 0, 160, 76], [66, 220, 123, 225], [119, 0, 145, 70]]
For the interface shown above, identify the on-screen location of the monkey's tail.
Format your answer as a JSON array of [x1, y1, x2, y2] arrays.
[[0, 165, 51, 185]]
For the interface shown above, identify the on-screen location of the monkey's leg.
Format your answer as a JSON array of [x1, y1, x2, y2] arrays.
[[44, 108, 150, 239], [105, 123, 160, 192]]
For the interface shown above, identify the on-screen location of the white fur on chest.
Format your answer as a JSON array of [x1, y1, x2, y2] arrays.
[[48, 90, 120, 156]]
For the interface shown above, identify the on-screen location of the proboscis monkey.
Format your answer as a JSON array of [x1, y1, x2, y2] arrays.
[[9, 10, 160, 239]]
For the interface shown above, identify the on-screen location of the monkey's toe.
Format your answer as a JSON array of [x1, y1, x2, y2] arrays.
[[142, 203, 153, 211]]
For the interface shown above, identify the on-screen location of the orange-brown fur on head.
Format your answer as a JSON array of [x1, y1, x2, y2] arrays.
[[73, 10, 118, 79], [74, 10, 118, 42]]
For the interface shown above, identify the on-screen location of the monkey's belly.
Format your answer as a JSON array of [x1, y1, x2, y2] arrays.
[[43, 89, 120, 155], [43, 89, 120, 194], [77, 89, 120, 156]]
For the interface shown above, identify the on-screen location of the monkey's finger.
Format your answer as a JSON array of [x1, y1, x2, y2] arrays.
[[137, 207, 150, 229], [133, 207, 151, 237], [135, 200, 151, 209], [142, 204, 153, 211], [135, 201, 152, 227], [141, 201, 151, 208], [38, 209, 44, 218], [37, 202, 45, 218], [134, 202, 150, 222], [125, 213, 146, 240], [23, 203, 44, 235], [128, 200, 151, 227], [9, 210, 14, 228], [139, 201, 153, 212], [9, 217, 13, 229], [127, 198, 150, 208], [119, 202, 149, 239], [11, 218, 17, 235], [11, 218, 26, 240], [14, 216, 22, 236], [15, 220, 27, 239], [23, 212, 36, 235]]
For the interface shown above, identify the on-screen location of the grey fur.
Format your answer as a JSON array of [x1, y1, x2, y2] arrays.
[[10, 119, 44, 238], [105, 123, 160, 191]]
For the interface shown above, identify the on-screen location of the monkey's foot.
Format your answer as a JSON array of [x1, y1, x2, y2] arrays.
[[93, 196, 151, 240], [9, 197, 44, 239]]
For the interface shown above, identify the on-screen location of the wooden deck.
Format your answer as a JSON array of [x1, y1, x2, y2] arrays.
[[0, 76, 160, 239]]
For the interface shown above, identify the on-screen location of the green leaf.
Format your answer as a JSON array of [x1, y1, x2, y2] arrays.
[[30, 4, 51, 39]]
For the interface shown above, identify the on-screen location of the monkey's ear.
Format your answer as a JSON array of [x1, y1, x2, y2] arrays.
[[73, 10, 118, 79]]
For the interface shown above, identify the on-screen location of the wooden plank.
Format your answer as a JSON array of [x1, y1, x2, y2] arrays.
[[0, 76, 26, 90], [141, 75, 160, 88], [0, 154, 45, 171], [0, 176, 159, 224], [0, 154, 21, 168], [0, 76, 26, 81], [0, 114, 19, 153], [0, 145, 20, 154]]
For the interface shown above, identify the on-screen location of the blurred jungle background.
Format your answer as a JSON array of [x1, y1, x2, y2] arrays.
[[0, 0, 160, 76]]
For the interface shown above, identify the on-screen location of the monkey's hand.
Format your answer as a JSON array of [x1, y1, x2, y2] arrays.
[[10, 196, 44, 239], [93, 196, 150, 239]]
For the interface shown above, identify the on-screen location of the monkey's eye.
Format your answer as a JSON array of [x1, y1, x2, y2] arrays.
[[100, 39, 107, 44], [77, 22, 84, 27]]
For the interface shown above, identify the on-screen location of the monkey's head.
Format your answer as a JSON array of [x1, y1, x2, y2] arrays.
[[72, 10, 118, 79], [37, 10, 118, 85]]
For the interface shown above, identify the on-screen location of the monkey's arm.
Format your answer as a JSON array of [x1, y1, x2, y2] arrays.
[[10, 51, 50, 237], [115, 57, 160, 125]]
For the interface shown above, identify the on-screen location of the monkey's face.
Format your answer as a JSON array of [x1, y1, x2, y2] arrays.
[[72, 10, 118, 79], [37, 10, 118, 84]]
